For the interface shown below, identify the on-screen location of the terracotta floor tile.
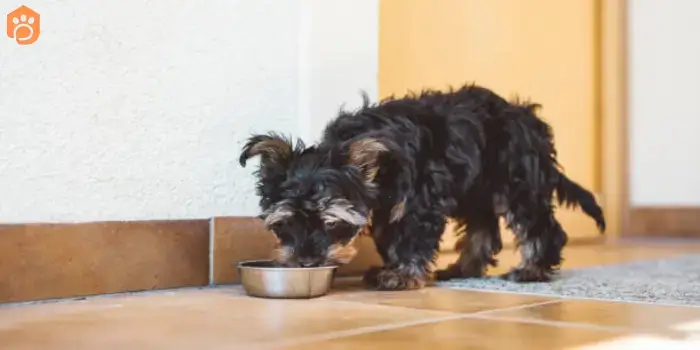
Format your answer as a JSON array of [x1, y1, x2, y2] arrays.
[[281, 316, 628, 350], [327, 286, 556, 314], [0, 287, 448, 350], [483, 299, 700, 333]]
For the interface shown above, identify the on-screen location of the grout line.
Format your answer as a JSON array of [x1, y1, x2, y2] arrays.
[[467, 299, 562, 316], [321, 299, 460, 317], [260, 313, 468, 349], [260, 299, 562, 348], [208, 217, 215, 286], [327, 297, 562, 317]]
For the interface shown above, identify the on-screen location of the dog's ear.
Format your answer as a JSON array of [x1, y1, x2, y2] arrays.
[[239, 133, 301, 179], [346, 137, 391, 182], [345, 137, 409, 223]]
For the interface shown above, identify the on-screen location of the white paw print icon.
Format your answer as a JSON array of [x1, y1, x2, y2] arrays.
[[12, 14, 36, 41]]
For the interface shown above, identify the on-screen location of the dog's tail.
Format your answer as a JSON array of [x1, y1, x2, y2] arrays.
[[555, 171, 606, 233]]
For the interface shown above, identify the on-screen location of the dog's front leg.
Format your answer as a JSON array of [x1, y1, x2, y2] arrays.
[[435, 209, 502, 281], [364, 209, 444, 291]]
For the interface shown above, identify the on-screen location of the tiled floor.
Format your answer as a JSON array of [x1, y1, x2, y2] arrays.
[[2, 241, 700, 349]]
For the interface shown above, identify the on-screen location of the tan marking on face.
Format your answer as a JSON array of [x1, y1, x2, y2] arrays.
[[263, 200, 295, 227], [271, 245, 295, 266], [360, 225, 372, 236], [325, 229, 361, 265], [319, 198, 367, 227], [326, 243, 358, 265], [360, 210, 374, 236]]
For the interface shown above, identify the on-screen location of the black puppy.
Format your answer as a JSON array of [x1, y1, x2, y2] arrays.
[[239, 83, 605, 290]]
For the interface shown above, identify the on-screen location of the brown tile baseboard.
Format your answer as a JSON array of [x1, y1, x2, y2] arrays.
[[629, 206, 700, 238], [211, 217, 382, 285], [0, 220, 210, 304]]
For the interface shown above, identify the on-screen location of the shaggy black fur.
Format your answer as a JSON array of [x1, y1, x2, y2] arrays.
[[239, 83, 606, 290]]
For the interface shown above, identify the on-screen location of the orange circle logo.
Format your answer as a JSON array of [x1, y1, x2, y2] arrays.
[[6, 5, 40, 45]]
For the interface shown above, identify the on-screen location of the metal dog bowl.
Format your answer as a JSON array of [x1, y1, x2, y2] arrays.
[[237, 260, 338, 299]]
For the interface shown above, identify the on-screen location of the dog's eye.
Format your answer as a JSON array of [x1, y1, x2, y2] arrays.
[[325, 221, 352, 235], [268, 221, 286, 233], [324, 221, 338, 230]]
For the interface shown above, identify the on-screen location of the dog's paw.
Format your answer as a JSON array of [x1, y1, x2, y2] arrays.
[[500, 267, 551, 283], [363, 266, 426, 291], [434, 267, 457, 281], [435, 263, 485, 281]]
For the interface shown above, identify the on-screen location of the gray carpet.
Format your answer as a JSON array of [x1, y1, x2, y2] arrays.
[[437, 254, 700, 306]]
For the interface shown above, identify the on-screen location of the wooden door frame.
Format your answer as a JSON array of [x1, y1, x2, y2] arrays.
[[599, 0, 629, 239]]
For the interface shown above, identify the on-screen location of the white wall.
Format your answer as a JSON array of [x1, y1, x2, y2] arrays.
[[0, 0, 378, 223], [298, 0, 378, 144], [629, 0, 700, 206]]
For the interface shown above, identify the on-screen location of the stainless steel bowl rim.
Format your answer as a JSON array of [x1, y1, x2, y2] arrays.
[[237, 260, 338, 271]]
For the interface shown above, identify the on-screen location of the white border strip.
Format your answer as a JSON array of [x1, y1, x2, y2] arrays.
[[208, 217, 215, 285]]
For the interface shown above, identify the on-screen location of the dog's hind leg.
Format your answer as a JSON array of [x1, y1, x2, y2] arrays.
[[501, 200, 568, 282], [364, 206, 445, 291], [435, 208, 502, 281]]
